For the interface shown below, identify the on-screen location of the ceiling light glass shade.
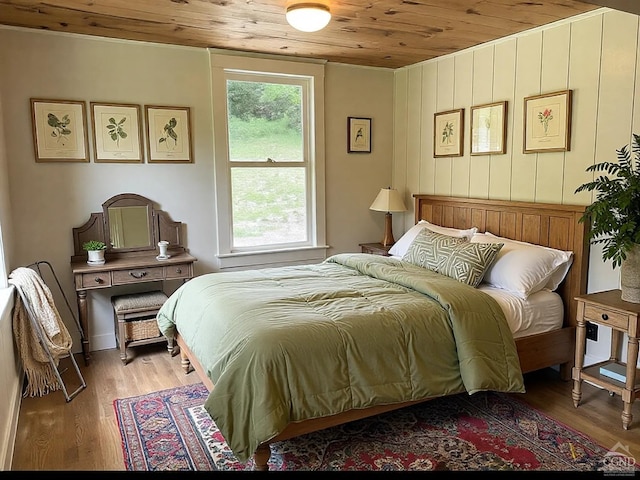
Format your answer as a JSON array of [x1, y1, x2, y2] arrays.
[[286, 3, 331, 32]]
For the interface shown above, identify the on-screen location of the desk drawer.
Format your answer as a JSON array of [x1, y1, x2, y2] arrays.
[[583, 304, 629, 331], [165, 263, 192, 280], [80, 272, 112, 288], [113, 266, 164, 285]]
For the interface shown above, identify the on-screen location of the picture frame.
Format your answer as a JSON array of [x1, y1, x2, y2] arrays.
[[470, 101, 507, 155], [434, 109, 464, 157], [523, 90, 572, 153], [347, 117, 371, 153], [145, 105, 193, 163], [90, 102, 143, 163], [30, 98, 89, 162]]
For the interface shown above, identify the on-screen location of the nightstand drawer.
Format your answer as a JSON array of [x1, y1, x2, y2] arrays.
[[583, 304, 629, 331], [112, 266, 164, 285], [359, 242, 391, 256], [80, 272, 112, 288]]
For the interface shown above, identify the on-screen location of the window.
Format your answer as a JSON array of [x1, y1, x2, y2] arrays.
[[227, 75, 308, 248], [211, 53, 327, 270]]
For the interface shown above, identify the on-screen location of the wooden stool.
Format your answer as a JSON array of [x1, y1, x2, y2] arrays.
[[111, 290, 170, 365]]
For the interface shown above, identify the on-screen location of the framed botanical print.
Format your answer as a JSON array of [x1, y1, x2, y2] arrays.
[[347, 117, 372, 153], [434, 108, 464, 157], [145, 105, 193, 163], [523, 90, 572, 153], [90, 102, 143, 163], [30, 98, 89, 162], [470, 101, 507, 155]]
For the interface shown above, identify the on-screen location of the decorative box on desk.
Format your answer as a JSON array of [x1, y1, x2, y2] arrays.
[[572, 289, 640, 430], [359, 242, 392, 256]]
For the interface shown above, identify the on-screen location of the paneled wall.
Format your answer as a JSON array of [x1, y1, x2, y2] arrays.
[[393, 7, 640, 364]]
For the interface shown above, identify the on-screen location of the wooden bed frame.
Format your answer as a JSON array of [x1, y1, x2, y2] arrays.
[[174, 194, 590, 471]]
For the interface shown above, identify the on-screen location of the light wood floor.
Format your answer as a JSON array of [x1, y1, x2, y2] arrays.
[[10, 344, 640, 470]]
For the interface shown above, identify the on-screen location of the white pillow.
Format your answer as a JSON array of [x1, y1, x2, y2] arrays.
[[388, 220, 478, 257], [470, 232, 573, 298]]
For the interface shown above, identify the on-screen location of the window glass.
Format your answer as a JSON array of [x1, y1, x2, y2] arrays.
[[227, 80, 303, 163], [225, 73, 311, 251], [231, 167, 307, 247]]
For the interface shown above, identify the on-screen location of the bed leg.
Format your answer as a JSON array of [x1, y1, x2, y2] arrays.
[[179, 348, 192, 374], [253, 444, 271, 471], [166, 336, 178, 356]]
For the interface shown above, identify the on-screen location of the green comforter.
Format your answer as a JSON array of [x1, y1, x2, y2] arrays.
[[157, 253, 524, 462]]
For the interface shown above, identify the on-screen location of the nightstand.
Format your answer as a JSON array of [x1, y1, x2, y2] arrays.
[[359, 242, 392, 256], [572, 290, 640, 430]]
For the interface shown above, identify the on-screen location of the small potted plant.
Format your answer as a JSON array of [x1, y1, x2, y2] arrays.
[[83, 240, 107, 265]]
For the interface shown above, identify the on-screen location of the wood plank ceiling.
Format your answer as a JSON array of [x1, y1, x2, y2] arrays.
[[0, 1, 602, 68]]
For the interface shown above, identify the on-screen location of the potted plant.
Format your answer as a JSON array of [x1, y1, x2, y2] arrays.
[[83, 240, 107, 265], [575, 133, 640, 303]]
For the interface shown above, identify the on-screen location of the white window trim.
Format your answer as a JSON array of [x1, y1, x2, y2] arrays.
[[210, 52, 327, 270]]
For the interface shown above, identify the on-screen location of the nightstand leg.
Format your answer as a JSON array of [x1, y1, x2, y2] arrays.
[[610, 329, 623, 362], [622, 404, 633, 430], [572, 315, 587, 408], [621, 336, 638, 430]]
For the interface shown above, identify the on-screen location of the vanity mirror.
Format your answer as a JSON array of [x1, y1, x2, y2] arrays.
[[103, 195, 153, 251], [71, 193, 186, 261]]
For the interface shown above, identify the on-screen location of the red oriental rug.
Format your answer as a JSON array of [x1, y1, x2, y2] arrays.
[[114, 383, 637, 472]]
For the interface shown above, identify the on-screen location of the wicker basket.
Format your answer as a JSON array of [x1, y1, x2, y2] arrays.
[[125, 316, 161, 342]]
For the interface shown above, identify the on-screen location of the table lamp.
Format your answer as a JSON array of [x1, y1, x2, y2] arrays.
[[369, 187, 407, 247]]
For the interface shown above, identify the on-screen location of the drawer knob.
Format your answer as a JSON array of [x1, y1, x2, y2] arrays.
[[94, 277, 103, 284], [176, 268, 182, 274], [601, 313, 609, 321], [130, 271, 147, 279]]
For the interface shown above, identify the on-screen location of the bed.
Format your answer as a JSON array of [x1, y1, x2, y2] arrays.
[[157, 194, 589, 470], [412, 195, 589, 373]]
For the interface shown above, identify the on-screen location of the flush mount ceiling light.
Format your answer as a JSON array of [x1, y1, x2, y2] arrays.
[[286, 3, 331, 32]]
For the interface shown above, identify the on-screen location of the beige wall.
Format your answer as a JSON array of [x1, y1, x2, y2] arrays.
[[393, 7, 638, 364], [325, 64, 395, 252], [0, 27, 394, 352]]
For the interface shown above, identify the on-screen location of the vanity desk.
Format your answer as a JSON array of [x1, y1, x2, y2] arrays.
[[70, 193, 196, 365]]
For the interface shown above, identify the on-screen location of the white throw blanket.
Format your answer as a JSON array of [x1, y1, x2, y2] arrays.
[[9, 267, 73, 397]]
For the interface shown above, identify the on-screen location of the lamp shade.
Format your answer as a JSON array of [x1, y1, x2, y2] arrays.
[[369, 188, 407, 213], [286, 3, 331, 32]]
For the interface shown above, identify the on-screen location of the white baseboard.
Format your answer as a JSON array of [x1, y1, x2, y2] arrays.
[[91, 332, 116, 351]]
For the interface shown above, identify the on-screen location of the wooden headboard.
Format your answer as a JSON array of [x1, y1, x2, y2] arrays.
[[413, 195, 590, 327]]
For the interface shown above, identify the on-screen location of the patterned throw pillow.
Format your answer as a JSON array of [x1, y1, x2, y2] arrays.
[[402, 228, 468, 272], [439, 242, 504, 287], [403, 228, 503, 287]]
